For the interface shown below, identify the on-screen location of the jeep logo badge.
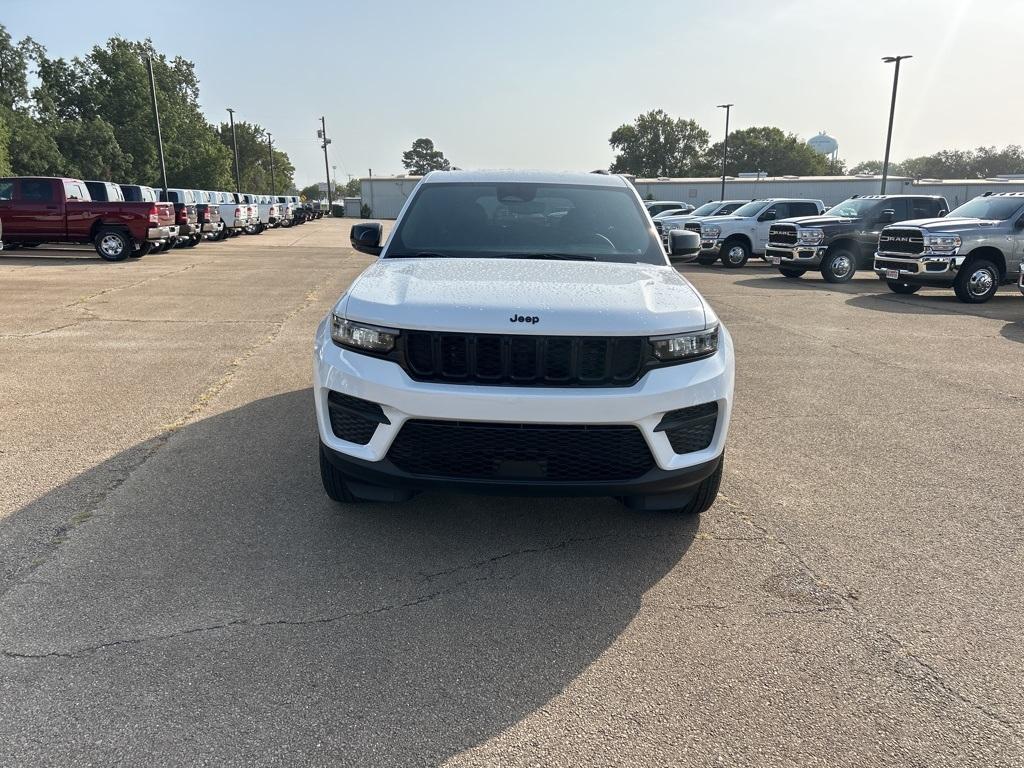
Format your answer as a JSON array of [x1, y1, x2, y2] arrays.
[[510, 314, 540, 324]]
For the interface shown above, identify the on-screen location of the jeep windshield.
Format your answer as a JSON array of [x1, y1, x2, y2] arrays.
[[948, 197, 1024, 221], [825, 199, 879, 218], [386, 182, 666, 265]]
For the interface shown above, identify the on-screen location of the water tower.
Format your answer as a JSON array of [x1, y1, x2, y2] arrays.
[[808, 132, 839, 171]]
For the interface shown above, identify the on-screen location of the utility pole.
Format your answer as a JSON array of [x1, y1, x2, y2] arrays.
[[267, 132, 276, 196], [717, 103, 733, 201], [227, 108, 242, 195], [146, 57, 169, 196], [880, 55, 912, 194], [318, 116, 333, 210]]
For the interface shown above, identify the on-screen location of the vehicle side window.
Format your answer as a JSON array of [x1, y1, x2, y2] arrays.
[[912, 198, 941, 218], [792, 202, 819, 217], [762, 205, 781, 219], [22, 179, 55, 202], [886, 199, 911, 222], [0, 181, 13, 200]]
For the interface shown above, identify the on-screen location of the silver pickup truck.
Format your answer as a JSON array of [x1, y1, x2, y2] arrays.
[[874, 192, 1024, 303]]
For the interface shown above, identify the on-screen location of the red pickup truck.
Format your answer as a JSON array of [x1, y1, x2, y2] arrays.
[[0, 176, 177, 260]]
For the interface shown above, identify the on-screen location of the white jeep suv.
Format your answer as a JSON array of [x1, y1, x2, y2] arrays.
[[314, 171, 734, 514]]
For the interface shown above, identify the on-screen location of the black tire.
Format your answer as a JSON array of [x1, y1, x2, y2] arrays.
[[779, 266, 806, 278], [94, 228, 131, 261], [696, 253, 718, 266], [671, 456, 724, 515], [131, 242, 155, 258], [319, 443, 361, 504], [820, 248, 857, 283], [181, 234, 200, 248], [720, 240, 751, 269], [953, 258, 999, 304], [4, 244, 22, 251], [22, 242, 40, 248], [886, 280, 920, 295]]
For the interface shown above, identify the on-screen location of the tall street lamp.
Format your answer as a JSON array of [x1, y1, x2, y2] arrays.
[[880, 55, 912, 194], [717, 104, 733, 201], [226, 108, 242, 195], [267, 132, 276, 196]]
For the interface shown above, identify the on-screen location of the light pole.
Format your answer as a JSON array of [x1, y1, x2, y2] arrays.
[[146, 57, 169, 197], [267, 132, 276, 196], [226, 108, 241, 195], [880, 55, 911, 194], [318, 116, 333, 210], [717, 104, 733, 201]]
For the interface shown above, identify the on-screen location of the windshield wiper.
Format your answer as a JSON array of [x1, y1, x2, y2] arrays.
[[497, 253, 598, 261]]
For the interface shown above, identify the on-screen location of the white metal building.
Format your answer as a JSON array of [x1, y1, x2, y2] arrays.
[[358, 173, 1024, 219]]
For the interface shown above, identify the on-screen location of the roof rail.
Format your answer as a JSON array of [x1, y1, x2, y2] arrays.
[[851, 194, 859, 199], [983, 191, 993, 196]]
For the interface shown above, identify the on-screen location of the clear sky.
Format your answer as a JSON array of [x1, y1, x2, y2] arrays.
[[3, 0, 1021, 187]]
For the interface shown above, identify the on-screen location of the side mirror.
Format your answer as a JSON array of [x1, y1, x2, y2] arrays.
[[758, 211, 776, 222], [351, 222, 383, 255], [668, 229, 701, 262], [878, 209, 896, 223]]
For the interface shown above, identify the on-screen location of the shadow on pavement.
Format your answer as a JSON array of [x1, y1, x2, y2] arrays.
[[0, 388, 699, 765], [845, 292, 1024, 345], [734, 274, 888, 295]]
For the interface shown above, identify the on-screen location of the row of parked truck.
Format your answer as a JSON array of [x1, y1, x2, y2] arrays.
[[0, 176, 327, 261], [650, 192, 1024, 303]]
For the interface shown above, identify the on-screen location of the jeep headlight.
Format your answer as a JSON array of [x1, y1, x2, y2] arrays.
[[924, 233, 961, 253], [331, 315, 398, 353], [700, 224, 721, 239], [650, 326, 719, 362], [797, 228, 824, 245]]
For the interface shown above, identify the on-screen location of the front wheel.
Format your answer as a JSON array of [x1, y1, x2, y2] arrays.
[[94, 228, 131, 261], [319, 443, 363, 504], [821, 248, 856, 283], [720, 240, 750, 268], [886, 280, 920, 295], [953, 259, 999, 303], [696, 253, 717, 266], [779, 266, 806, 279]]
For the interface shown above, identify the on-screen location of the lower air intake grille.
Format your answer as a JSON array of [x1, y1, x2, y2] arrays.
[[327, 391, 388, 445], [656, 402, 718, 454], [387, 420, 655, 481]]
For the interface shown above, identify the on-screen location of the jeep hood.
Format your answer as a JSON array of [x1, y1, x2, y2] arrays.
[[338, 258, 710, 336]]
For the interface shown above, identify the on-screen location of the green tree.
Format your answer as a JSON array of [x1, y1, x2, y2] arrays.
[[608, 110, 710, 177], [338, 178, 361, 197], [217, 120, 295, 193], [299, 183, 323, 200], [0, 25, 30, 110], [5, 108, 64, 175], [401, 138, 451, 175], [701, 126, 830, 177], [54, 116, 132, 180], [0, 108, 10, 175]]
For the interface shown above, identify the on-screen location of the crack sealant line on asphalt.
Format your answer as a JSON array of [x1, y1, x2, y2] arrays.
[[0, 269, 336, 603], [717, 470, 1023, 733], [712, 293, 1024, 407]]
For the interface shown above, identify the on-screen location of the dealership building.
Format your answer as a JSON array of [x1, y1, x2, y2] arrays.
[[355, 173, 1024, 219]]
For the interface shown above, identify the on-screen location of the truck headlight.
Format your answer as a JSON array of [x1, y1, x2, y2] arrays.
[[701, 225, 721, 239], [650, 326, 719, 362], [331, 315, 398, 353], [924, 233, 961, 253], [797, 228, 824, 245]]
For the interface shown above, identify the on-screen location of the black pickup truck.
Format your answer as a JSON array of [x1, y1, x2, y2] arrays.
[[766, 195, 949, 282]]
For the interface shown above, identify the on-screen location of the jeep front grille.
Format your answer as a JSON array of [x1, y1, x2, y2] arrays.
[[879, 228, 925, 256], [387, 420, 655, 481], [768, 224, 798, 247], [400, 331, 647, 387]]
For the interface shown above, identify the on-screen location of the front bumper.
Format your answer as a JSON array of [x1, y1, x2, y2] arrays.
[[873, 252, 963, 285], [313, 317, 734, 493], [147, 225, 180, 241], [767, 244, 827, 267]]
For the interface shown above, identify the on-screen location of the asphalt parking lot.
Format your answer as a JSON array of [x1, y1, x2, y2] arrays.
[[1, 218, 1023, 766]]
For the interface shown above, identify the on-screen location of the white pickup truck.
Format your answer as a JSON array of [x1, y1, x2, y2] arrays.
[[684, 198, 825, 267], [210, 191, 250, 238], [314, 170, 733, 515], [653, 200, 748, 250]]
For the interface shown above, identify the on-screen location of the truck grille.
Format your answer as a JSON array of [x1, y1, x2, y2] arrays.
[[879, 228, 925, 256], [653, 220, 664, 234], [387, 420, 655, 481], [768, 224, 798, 247], [684, 223, 702, 235], [875, 258, 919, 273], [401, 331, 647, 387]]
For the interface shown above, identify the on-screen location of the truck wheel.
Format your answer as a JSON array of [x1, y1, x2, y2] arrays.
[[953, 259, 999, 303], [779, 266, 806, 279], [820, 248, 856, 283], [22, 243, 40, 248], [721, 240, 750, 268], [886, 280, 920, 295], [94, 229, 131, 261], [131, 242, 155, 258], [696, 253, 717, 265], [181, 234, 200, 248], [319, 443, 362, 504]]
